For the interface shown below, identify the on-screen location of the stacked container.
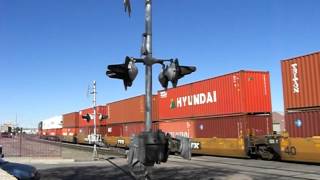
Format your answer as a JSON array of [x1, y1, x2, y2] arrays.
[[157, 115, 272, 138], [62, 112, 79, 143], [106, 122, 159, 137], [106, 95, 158, 124], [157, 70, 273, 138], [281, 52, 320, 137], [280, 52, 320, 163], [105, 95, 158, 139], [41, 115, 63, 140]]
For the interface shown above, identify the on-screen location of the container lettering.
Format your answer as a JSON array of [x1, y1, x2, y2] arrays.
[[191, 142, 201, 150], [168, 131, 189, 138], [176, 91, 217, 108], [291, 63, 300, 94]]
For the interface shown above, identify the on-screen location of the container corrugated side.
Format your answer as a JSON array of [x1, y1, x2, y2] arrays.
[[285, 109, 320, 137], [78, 106, 108, 127], [241, 71, 272, 114], [157, 120, 195, 138], [281, 52, 320, 110], [63, 112, 79, 128], [157, 114, 272, 138], [62, 127, 78, 136], [78, 126, 91, 136], [106, 124, 123, 136], [78, 126, 107, 136], [107, 95, 158, 124], [153, 95, 159, 121], [158, 71, 272, 120], [43, 128, 62, 136], [105, 122, 159, 137], [98, 126, 107, 136], [122, 123, 145, 137]]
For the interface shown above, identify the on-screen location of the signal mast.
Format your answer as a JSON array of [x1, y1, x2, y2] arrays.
[[106, 0, 196, 178]]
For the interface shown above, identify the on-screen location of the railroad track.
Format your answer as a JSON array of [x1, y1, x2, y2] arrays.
[[25, 136, 127, 157], [26, 136, 320, 179], [168, 156, 320, 180], [103, 155, 320, 180]]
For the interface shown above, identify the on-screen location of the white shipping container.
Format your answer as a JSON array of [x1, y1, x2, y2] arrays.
[[272, 123, 281, 134], [42, 115, 63, 130]]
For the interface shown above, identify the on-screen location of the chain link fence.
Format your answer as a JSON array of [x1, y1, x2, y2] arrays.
[[0, 134, 62, 157]]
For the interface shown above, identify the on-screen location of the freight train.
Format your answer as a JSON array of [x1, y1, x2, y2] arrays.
[[38, 52, 320, 164]]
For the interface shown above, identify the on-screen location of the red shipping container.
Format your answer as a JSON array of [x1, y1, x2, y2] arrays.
[[107, 95, 158, 124], [79, 106, 108, 127], [122, 123, 145, 137], [281, 52, 320, 110], [78, 126, 107, 136], [56, 128, 62, 136], [63, 112, 79, 128], [45, 129, 62, 137], [98, 126, 107, 136], [106, 122, 159, 137], [285, 110, 320, 137], [106, 124, 123, 136], [157, 114, 272, 138], [62, 127, 78, 136], [157, 120, 193, 138], [158, 71, 272, 120], [79, 126, 91, 136]]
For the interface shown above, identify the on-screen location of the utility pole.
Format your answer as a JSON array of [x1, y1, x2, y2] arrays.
[[144, 0, 152, 132], [15, 113, 18, 128], [92, 81, 98, 160]]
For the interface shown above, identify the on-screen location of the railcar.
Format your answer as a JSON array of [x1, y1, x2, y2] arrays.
[[39, 115, 63, 141], [37, 51, 320, 164]]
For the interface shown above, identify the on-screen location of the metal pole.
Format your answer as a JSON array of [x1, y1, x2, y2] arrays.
[[93, 80, 97, 159], [19, 128, 22, 157], [15, 113, 17, 128], [144, 0, 152, 132]]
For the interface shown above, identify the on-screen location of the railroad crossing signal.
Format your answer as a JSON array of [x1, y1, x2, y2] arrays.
[[82, 114, 91, 122], [127, 130, 170, 167], [158, 59, 196, 89], [106, 56, 138, 90], [124, 0, 132, 17], [127, 131, 192, 167], [105, 0, 195, 176], [99, 114, 108, 120], [82, 113, 108, 121]]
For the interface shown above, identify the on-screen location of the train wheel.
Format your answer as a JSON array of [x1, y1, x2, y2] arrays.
[[73, 137, 77, 144], [258, 146, 275, 160]]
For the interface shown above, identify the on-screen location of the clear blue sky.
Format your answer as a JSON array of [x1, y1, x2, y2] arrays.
[[0, 0, 319, 128]]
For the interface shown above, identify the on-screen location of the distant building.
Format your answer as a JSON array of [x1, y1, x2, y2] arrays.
[[272, 112, 285, 134], [0, 123, 15, 133], [22, 128, 38, 135]]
